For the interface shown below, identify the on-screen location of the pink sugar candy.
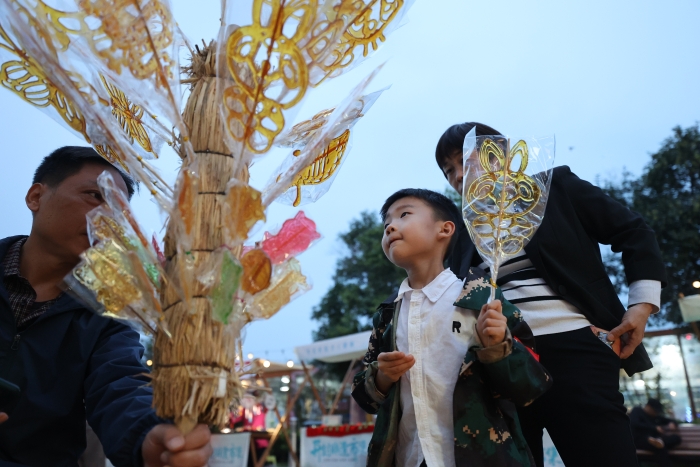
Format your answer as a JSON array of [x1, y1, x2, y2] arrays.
[[261, 211, 321, 264]]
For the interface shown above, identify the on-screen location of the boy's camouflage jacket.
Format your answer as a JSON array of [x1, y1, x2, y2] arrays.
[[351, 268, 553, 467]]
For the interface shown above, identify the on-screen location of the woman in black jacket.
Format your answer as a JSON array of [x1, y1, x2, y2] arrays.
[[436, 122, 667, 467]]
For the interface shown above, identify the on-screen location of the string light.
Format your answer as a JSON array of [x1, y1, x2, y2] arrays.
[[287, 360, 294, 368], [263, 360, 271, 368], [280, 386, 290, 392], [146, 360, 153, 366]]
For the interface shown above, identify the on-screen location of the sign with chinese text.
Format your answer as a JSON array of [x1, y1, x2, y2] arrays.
[[209, 433, 251, 467]]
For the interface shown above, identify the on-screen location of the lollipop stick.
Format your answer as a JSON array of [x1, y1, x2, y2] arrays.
[[486, 270, 498, 347], [489, 258, 500, 303]]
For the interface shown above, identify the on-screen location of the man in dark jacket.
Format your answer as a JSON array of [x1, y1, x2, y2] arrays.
[[0, 147, 212, 467], [629, 399, 682, 467], [436, 123, 667, 467]]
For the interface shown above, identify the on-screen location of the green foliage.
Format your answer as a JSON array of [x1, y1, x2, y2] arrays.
[[600, 125, 700, 324], [311, 211, 405, 342], [443, 186, 462, 206]]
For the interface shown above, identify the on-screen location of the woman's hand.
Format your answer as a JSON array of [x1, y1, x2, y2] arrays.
[[477, 299, 507, 347]]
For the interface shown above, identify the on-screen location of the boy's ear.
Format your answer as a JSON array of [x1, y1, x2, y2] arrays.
[[437, 220, 456, 240]]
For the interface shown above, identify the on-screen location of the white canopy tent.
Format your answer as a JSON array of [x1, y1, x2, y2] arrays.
[[679, 294, 700, 323], [293, 331, 372, 417], [294, 331, 371, 363]]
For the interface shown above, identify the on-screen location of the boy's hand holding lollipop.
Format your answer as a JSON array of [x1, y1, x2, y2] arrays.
[[477, 299, 508, 347]]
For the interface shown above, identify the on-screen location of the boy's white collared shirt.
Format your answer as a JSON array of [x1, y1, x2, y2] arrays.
[[395, 268, 477, 467]]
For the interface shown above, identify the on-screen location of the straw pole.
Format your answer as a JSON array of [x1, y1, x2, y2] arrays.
[[151, 42, 243, 434]]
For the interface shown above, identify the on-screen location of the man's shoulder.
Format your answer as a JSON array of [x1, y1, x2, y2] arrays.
[[40, 295, 142, 347], [550, 165, 593, 189], [553, 165, 573, 176]]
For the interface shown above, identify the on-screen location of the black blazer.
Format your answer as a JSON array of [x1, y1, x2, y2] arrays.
[[450, 166, 667, 376]]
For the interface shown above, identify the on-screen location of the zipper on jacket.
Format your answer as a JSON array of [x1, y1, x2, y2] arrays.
[[10, 334, 20, 350]]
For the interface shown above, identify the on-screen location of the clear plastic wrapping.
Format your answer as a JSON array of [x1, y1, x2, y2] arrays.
[[261, 66, 381, 206], [0, 0, 191, 202], [269, 89, 384, 207], [65, 172, 169, 335], [461, 128, 555, 299], [246, 258, 311, 321], [216, 0, 414, 176]]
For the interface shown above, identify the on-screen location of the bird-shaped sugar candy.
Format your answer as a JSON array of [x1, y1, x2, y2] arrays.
[[260, 211, 320, 264]]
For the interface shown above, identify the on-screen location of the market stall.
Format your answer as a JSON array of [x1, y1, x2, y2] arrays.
[[295, 331, 371, 415], [237, 359, 305, 467], [294, 331, 374, 467]]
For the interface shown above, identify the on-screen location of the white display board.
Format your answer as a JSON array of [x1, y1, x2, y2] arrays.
[[298, 428, 561, 466], [208, 432, 251, 467], [300, 430, 371, 467]]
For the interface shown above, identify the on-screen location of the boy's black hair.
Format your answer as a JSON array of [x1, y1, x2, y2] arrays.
[[435, 121, 503, 171], [380, 188, 462, 261], [33, 146, 135, 199]]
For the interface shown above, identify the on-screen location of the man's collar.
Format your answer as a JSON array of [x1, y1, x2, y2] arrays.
[[394, 269, 458, 303], [1, 237, 26, 277]]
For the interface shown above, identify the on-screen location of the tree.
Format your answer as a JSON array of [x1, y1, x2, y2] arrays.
[[311, 211, 405, 342], [600, 125, 700, 324]]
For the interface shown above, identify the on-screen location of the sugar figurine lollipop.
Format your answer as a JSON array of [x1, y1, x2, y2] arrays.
[[461, 127, 556, 301]]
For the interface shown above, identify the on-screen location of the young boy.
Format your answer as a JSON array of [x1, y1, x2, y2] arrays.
[[351, 188, 551, 467]]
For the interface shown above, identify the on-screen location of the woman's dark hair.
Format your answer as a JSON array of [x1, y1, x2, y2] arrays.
[[380, 188, 462, 260], [33, 146, 135, 199], [435, 122, 503, 170]]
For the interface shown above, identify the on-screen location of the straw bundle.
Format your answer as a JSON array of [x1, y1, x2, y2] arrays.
[[151, 42, 244, 434]]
